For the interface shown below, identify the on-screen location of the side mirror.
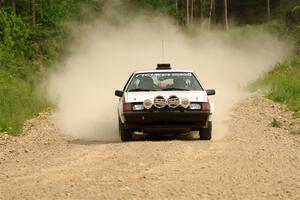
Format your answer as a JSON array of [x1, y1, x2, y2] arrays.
[[115, 90, 124, 97], [205, 89, 216, 96]]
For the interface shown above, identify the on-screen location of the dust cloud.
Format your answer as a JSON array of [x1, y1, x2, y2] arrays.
[[47, 9, 291, 141]]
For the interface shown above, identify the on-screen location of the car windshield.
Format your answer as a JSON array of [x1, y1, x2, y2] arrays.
[[127, 72, 203, 92]]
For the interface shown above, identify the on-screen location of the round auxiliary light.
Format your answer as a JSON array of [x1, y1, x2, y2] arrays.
[[167, 95, 180, 108], [181, 98, 190, 109], [154, 96, 166, 108], [143, 99, 153, 110]]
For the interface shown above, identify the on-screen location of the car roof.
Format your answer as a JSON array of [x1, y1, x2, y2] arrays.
[[133, 69, 194, 74]]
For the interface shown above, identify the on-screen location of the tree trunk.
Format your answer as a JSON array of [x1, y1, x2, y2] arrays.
[[12, 0, 16, 14], [266, 0, 271, 22], [266, 0, 271, 21], [199, 0, 204, 26], [209, 0, 215, 28], [200, 0, 203, 20], [32, 0, 36, 28], [191, 0, 194, 25], [186, 0, 190, 25], [39, 0, 42, 19], [175, 0, 178, 12], [224, 0, 229, 30]]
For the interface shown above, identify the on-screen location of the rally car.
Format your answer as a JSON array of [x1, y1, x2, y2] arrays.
[[115, 64, 215, 141]]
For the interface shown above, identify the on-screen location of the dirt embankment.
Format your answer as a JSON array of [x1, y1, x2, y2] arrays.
[[0, 95, 299, 200]]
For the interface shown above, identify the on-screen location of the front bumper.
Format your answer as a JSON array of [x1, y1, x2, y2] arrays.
[[123, 111, 210, 130]]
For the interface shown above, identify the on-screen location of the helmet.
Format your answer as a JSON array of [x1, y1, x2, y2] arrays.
[[173, 77, 186, 88], [139, 76, 155, 90]]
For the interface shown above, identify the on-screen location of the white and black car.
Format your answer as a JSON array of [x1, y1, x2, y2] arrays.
[[115, 64, 215, 141]]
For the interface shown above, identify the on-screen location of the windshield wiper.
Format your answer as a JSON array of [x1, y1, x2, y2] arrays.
[[162, 88, 190, 91], [128, 88, 157, 92]]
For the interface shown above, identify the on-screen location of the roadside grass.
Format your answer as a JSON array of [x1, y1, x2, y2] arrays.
[[290, 130, 300, 135], [0, 70, 50, 135], [252, 54, 300, 117], [293, 112, 300, 118]]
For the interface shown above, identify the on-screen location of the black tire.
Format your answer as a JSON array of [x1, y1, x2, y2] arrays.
[[119, 118, 133, 142], [199, 121, 212, 140]]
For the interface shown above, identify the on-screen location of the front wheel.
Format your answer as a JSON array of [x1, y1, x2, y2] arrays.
[[119, 118, 133, 142], [199, 121, 212, 140]]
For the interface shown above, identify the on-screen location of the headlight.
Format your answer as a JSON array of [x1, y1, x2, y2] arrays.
[[133, 104, 144, 111], [189, 103, 201, 110], [181, 98, 190, 109], [143, 99, 153, 110]]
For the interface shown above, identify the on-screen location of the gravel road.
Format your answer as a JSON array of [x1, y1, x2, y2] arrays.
[[0, 95, 299, 200]]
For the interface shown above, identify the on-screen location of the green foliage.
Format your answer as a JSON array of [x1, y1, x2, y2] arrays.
[[0, 10, 31, 52], [32, 0, 106, 65], [227, 22, 289, 38], [133, 0, 183, 23], [254, 55, 300, 113], [0, 70, 49, 135], [292, 5, 300, 13], [0, 10, 38, 79], [0, 1, 106, 135]]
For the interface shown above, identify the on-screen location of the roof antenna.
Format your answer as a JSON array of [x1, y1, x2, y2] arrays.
[[162, 40, 165, 63]]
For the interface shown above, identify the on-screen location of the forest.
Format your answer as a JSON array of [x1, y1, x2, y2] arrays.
[[0, 0, 299, 134]]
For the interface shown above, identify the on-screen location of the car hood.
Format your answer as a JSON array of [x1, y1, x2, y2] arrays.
[[125, 91, 208, 103]]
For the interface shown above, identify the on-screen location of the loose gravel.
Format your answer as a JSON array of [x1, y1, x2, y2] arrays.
[[0, 95, 299, 200]]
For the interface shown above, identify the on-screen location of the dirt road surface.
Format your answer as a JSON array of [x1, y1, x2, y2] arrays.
[[0, 95, 299, 200]]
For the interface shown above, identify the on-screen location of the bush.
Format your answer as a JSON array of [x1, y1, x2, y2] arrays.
[[0, 70, 49, 135], [0, 10, 39, 79], [267, 56, 300, 112], [254, 55, 300, 114]]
